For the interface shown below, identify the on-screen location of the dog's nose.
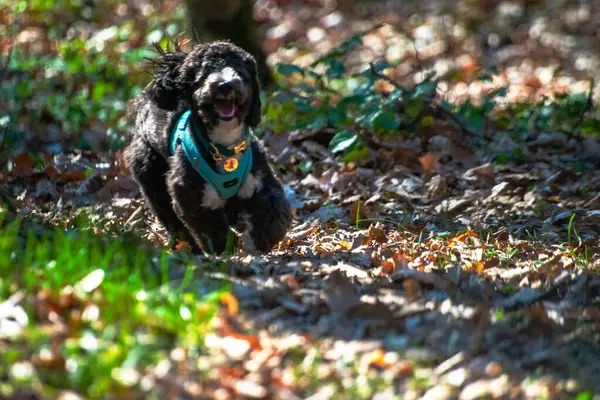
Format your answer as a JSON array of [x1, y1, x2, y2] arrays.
[[219, 81, 233, 90]]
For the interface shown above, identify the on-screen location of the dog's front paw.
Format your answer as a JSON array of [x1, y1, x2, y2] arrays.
[[243, 196, 292, 254]]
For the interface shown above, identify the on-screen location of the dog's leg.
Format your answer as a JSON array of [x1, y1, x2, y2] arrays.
[[125, 138, 199, 252], [167, 149, 230, 254], [235, 174, 292, 254]]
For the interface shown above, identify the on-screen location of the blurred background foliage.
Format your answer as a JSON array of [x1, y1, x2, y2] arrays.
[[1, 0, 187, 156], [2, 0, 600, 161]]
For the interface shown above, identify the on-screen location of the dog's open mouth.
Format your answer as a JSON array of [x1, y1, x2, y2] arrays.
[[214, 100, 237, 121]]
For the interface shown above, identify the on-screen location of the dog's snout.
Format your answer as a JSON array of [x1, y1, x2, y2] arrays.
[[215, 76, 244, 99], [219, 81, 233, 90], [217, 80, 235, 95]]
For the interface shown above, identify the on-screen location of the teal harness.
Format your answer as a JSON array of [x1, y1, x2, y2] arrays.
[[170, 110, 253, 199]]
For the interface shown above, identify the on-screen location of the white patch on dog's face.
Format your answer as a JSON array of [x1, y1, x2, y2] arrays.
[[220, 67, 238, 82], [237, 172, 262, 199], [197, 65, 249, 146], [201, 184, 226, 210]]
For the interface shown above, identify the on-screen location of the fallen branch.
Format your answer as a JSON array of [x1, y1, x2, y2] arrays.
[[369, 62, 477, 137]]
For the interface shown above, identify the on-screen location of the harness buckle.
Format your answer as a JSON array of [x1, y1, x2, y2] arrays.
[[231, 139, 247, 154], [209, 144, 223, 162]]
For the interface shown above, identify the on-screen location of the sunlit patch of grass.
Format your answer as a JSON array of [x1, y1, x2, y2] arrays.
[[0, 209, 229, 398]]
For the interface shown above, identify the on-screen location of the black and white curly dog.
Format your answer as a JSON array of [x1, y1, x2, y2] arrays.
[[125, 41, 292, 254]]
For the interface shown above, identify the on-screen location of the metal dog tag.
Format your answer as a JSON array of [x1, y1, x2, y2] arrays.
[[223, 158, 239, 172]]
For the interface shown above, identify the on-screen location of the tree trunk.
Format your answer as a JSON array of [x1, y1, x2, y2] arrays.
[[184, 0, 272, 87]]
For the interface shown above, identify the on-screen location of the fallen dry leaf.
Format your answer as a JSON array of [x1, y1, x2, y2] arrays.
[[322, 270, 361, 315], [220, 292, 239, 316], [10, 153, 34, 177], [419, 153, 440, 174]]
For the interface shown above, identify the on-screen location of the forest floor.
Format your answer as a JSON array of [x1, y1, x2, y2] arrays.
[[2, 0, 600, 399]]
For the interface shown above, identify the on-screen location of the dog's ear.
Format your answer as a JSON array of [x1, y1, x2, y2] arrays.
[[147, 42, 187, 110], [246, 58, 262, 128]]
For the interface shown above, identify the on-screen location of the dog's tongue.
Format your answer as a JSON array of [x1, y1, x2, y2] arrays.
[[216, 103, 236, 119]]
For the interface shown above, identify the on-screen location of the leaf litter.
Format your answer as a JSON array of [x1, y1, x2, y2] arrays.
[[3, 0, 600, 399]]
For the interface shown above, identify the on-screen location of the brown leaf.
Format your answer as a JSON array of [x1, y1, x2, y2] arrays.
[[419, 153, 439, 174], [11, 153, 34, 177], [449, 229, 478, 248], [391, 269, 448, 289], [450, 143, 477, 169], [220, 292, 239, 316], [323, 270, 361, 315], [381, 250, 411, 275], [464, 260, 485, 274], [287, 225, 317, 242], [280, 274, 300, 292], [60, 170, 88, 182], [367, 222, 387, 243], [403, 279, 421, 299], [426, 174, 448, 201], [364, 348, 388, 369], [338, 240, 352, 250], [267, 131, 290, 159], [463, 163, 495, 187], [95, 176, 140, 202], [381, 258, 395, 275], [522, 303, 556, 337], [349, 201, 376, 228]]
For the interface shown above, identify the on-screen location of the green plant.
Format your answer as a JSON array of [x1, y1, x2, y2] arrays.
[[1, 0, 186, 158], [262, 30, 598, 166], [0, 211, 227, 398], [567, 213, 577, 246]]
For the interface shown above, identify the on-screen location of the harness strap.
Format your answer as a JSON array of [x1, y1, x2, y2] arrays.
[[170, 110, 253, 199]]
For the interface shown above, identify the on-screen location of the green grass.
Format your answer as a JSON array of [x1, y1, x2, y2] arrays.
[[0, 209, 228, 398]]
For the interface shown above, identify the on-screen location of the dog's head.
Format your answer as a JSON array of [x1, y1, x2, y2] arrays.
[[148, 41, 261, 128]]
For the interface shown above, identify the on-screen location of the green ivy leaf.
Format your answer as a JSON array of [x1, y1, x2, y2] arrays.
[[486, 86, 507, 98], [420, 116, 435, 127], [372, 60, 391, 73], [293, 96, 312, 113], [575, 391, 592, 400], [341, 146, 370, 163], [325, 59, 345, 79], [405, 97, 423, 120], [581, 119, 599, 135], [477, 73, 493, 82], [327, 107, 346, 124], [297, 82, 315, 94], [336, 95, 366, 111], [371, 110, 401, 133], [329, 130, 358, 153], [308, 115, 327, 133], [488, 65, 499, 74], [413, 81, 437, 98], [341, 37, 363, 53], [276, 63, 304, 76]]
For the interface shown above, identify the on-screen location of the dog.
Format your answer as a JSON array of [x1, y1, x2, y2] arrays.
[[125, 40, 292, 254]]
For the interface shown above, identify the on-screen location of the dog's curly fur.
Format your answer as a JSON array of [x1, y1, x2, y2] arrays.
[[125, 41, 292, 254]]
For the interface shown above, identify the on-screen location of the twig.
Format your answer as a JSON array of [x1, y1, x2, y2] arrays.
[[570, 78, 594, 138], [369, 62, 477, 137], [364, 135, 416, 151], [0, 125, 8, 160], [0, 44, 13, 83], [369, 62, 410, 94], [312, 23, 386, 68]]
